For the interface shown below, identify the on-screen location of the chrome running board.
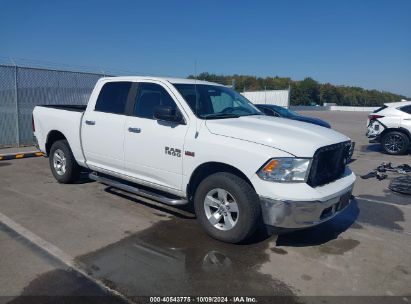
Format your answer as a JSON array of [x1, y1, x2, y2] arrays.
[[89, 172, 188, 206]]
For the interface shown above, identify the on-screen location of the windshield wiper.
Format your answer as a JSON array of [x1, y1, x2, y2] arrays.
[[202, 113, 240, 119]]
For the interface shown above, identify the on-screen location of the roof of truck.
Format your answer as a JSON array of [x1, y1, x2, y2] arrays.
[[101, 76, 222, 86]]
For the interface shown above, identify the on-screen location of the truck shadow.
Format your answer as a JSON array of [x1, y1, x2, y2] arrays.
[[72, 172, 95, 184], [275, 199, 360, 247], [104, 187, 195, 219]]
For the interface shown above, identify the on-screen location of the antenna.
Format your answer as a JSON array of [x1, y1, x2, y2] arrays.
[[194, 60, 198, 115], [194, 60, 199, 137]]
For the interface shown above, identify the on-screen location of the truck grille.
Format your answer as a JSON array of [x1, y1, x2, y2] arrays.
[[307, 141, 351, 187]]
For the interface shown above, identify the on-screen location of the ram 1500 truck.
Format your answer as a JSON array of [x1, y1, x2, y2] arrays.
[[33, 77, 356, 243]]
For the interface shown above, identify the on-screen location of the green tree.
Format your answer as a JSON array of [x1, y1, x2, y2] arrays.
[[187, 72, 409, 106]]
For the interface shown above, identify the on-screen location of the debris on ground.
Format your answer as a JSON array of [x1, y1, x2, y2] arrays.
[[361, 171, 388, 180], [361, 162, 411, 195], [375, 162, 411, 174], [361, 162, 411, 181], [389, 176, 411, 195]]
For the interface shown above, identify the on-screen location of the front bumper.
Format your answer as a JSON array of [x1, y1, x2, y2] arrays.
[[260, 189, 353, 228], [253, 169, 355, 229]]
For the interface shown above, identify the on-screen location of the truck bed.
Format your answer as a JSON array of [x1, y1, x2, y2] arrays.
[[33, 105, 86, 165]]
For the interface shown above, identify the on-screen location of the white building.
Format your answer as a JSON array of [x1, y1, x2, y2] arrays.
[[241, 89, 290, 108]]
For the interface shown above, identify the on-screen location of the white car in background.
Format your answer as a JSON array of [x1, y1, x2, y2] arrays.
[[367, 101, 411, 155]]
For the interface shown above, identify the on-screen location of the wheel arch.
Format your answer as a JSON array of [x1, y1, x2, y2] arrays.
[[45, 130, 67, 156], [380, 127, 411, 140], [398, 127, 411, 139], [186, 162, 255, 202]]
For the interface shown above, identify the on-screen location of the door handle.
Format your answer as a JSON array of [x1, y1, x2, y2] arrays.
[[128, 127, 141, 133], [85, 120, 95, 125]]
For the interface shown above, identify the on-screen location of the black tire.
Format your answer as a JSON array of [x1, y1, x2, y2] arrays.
[[381, 131, 410, 155], [49, 139, 81, 183], [194, 172, 261, 243]]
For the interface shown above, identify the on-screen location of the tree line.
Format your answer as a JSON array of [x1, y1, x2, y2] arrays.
[[188, 72, 409, 106]]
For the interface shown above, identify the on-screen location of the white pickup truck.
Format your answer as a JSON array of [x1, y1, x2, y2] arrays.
[[33, 76, 356, 243]]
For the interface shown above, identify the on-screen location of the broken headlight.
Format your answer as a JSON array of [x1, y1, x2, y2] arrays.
[[257, 158, 311, 182]]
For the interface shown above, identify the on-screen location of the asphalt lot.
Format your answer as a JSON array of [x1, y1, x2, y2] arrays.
[[0, 111, 410, 303]]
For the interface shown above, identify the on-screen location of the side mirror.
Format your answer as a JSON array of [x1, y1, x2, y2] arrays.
[[154, 105, 185, 124]]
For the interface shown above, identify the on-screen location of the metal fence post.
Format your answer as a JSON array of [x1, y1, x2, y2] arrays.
[[12, 61, 20, 147]]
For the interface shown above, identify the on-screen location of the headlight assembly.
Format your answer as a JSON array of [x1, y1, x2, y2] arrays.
[[257, 158, 311, 182]]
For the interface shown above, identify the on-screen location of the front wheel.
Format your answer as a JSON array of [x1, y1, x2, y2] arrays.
[[381, 131, 410, 155], [49, 139, 80, 183], [194, 172, 261, 243]]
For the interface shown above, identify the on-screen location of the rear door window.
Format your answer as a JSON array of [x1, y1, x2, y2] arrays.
[[95, 82, 132, 114]]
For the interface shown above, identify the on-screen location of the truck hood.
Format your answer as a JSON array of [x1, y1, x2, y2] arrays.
[[205, 115, 350, 157]]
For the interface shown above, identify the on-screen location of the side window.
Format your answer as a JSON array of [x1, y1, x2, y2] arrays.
[[134, 83, 178, 119], [400, 105, 411, 115], [95, 82, 132, 114]]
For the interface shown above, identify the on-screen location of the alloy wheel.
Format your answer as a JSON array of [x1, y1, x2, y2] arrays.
[[53, 149, 67, 176], [204, 188, 239, 231], [384, 134, 404, 153]]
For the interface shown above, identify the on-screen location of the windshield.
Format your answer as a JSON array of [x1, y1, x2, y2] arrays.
[[172, 83, 263, 119]]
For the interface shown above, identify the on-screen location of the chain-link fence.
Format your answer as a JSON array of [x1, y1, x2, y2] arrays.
[[0, 64, 106, 147]]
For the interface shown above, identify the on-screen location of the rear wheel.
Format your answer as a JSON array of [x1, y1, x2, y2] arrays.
[[49, 140, 80, 183], [194, 172, 261, 243], [381, 131, 410, 155]]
